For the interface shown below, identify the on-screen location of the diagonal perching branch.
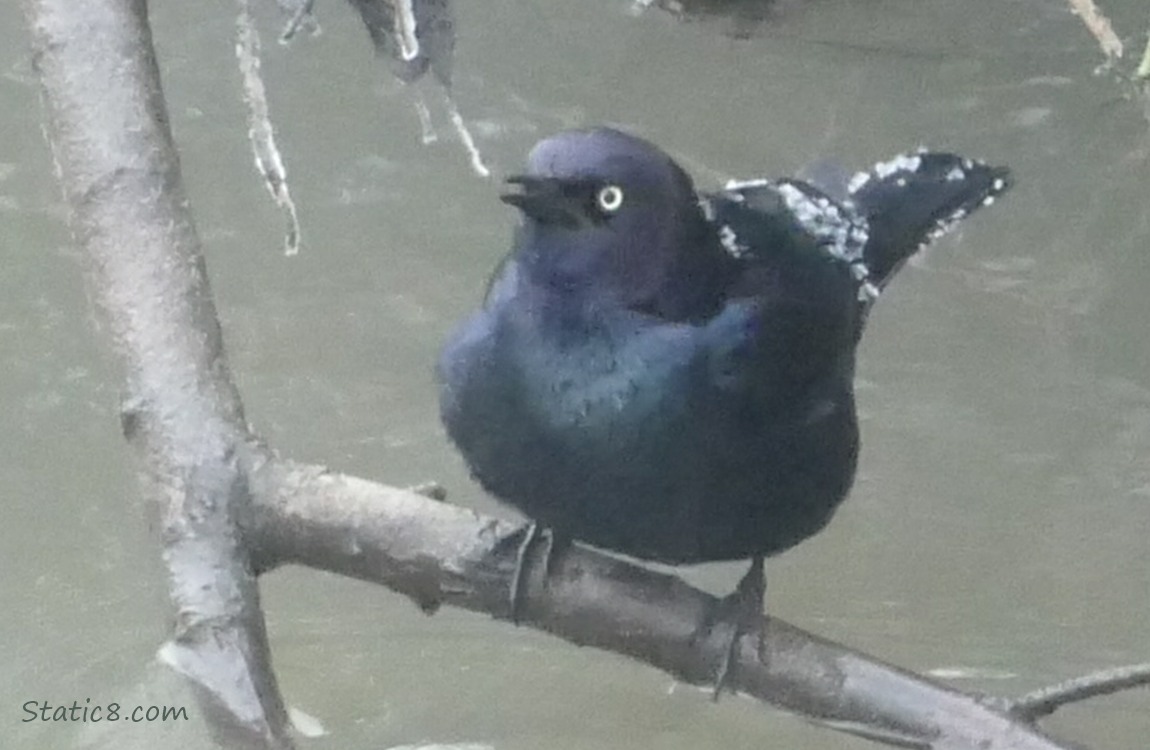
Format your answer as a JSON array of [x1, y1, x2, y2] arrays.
[[243, 456, 1078, 750]]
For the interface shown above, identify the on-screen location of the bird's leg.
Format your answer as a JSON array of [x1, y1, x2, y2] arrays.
[[507, 523, 572, 624], [696, 555, 766, 700]]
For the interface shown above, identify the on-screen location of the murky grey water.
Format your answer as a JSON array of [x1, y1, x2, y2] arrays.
[[2, 1, 1147, 748]]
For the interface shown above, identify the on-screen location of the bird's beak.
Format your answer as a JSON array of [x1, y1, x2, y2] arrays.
[[501, 175, 581, 227]]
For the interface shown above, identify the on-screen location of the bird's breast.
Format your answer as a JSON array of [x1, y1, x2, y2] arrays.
[[504, 301, 695, 439], [440, 291, 858, 564]]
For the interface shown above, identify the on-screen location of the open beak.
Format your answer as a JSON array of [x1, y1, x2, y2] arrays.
[[500, 175, 581, 227]]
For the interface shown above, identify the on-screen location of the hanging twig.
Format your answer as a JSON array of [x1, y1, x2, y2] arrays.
[[237, 0, 303, 256], [1066, 0, 1124, 62], [1136, 28, 1150, 80], [278, 0, 318, 41]]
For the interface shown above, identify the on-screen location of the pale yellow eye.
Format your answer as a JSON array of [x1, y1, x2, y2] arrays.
[[597, 185, 624, 213]]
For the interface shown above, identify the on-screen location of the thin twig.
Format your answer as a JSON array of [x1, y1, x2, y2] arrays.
[[237, 0, 302, 256], [279, 0, 318, 42], [446, 96, 491, 178], [1136, 29, 1150, 80], [1011, 663, 1150, 721], [1066, 0, 1124, 62], [394, 0, 420, 62]]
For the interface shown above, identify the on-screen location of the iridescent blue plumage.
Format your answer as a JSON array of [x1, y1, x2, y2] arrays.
[[437, 128, 1010, 680]]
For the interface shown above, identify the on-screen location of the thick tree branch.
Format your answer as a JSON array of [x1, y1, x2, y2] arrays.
[[22, 0, 292, 747], [248, 455, 1078, 750]]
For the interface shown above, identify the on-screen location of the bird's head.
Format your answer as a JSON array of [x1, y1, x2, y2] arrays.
[[501, 128, 729, 320]]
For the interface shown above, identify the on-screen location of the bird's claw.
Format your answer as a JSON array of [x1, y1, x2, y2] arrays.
[[507, 522, 569, 624], [691, 556, 767, 700], [508, 522, 544, 623]]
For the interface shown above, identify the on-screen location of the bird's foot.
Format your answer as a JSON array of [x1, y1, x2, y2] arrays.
[[692, 556, 766, 700], [505, 522, 569, 624]]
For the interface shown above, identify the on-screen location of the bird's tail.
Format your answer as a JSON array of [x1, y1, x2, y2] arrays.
[[846, 151, 1011, 290]]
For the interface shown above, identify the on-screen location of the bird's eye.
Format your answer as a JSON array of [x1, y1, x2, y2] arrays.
[[596, 185, 625, 213]]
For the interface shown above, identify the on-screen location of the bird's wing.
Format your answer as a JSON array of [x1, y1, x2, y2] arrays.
[[702, 177, 878, 303], [697, 181, 867, 407]]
